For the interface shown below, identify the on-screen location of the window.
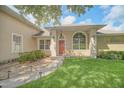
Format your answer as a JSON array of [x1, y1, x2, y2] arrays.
[[59, 33, 64, 39], [45, 40, 50, 49], [39, 40, 44, 49], [73, 32, 86, 50], [12, 33, 23, 53], [110, 37, 121, 43], [39, 40, 50, 50]]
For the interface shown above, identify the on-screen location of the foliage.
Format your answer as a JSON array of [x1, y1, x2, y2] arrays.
[[34, 50, 45, 59], [98, 51, 124, 60], [19, 57, 124, 88], [14, 5, 93, 26], [17, 50, 46, 63]]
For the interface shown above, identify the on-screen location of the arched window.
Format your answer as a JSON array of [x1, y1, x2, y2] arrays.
[[73, 32, 86, 49], [59, 33, 64, 40]]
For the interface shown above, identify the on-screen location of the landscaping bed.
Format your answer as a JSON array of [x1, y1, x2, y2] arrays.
[[98, 51, 124, 60], [19, 57, 124, 88], [17, 50, 49, 63], [0, 50, 50, 80]]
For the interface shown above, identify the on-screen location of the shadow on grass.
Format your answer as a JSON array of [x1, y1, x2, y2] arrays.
[[20, 63, 122, 88]]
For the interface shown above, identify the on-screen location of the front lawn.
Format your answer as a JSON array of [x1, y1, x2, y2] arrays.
[[19, 57, 124, 88]]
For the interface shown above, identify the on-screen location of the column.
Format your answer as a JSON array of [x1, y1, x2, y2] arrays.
[[50, 30, 56, 57], [89, 32, 97, 58]]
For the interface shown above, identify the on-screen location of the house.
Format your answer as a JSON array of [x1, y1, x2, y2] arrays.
[[97, 30, 124, 54], [0, 6, 124, 63], [0, 6, 41, 63]]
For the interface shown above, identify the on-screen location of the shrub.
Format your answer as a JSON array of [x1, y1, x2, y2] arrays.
[[98, 51, 124, 60], [17, 53, 28, 63], [34, 50, 45, 59], [121, 52, 124, 60], [17, 50, 46, 63]]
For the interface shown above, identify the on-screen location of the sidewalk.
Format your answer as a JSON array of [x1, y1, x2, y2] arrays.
[[0, 56, 64, 88]]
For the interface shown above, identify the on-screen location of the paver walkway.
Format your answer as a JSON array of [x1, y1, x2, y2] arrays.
[[0, 56, 64, 88]]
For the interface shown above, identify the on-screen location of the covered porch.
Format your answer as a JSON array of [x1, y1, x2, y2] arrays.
[[34, 25, 105, 58], [48, 25, 105, 57]]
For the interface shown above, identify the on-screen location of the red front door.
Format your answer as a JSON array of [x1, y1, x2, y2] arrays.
[[59, 40, 65, 55]]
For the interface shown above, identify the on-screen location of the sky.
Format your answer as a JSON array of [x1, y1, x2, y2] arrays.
[[8, 5, 124, 31], [60, 5, 124, 31]]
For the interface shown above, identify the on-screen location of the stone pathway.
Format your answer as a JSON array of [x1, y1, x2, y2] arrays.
[[0, 56, 64, 88]]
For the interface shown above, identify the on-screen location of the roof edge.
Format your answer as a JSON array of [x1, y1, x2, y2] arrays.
[[45, 24, 106, 29], [0, 5, 43, 32]]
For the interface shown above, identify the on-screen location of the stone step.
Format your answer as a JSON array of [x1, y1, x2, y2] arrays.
[[0, 62, 51, 80], [0, 58, 51, 72], [0, 65, 56, 81], [0, 57, 62, 81], [0, 58, 46, 71]]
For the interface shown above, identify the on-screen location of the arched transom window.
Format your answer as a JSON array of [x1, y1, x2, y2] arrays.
[[59, 33, 64, 40], [73, 32, 86, 50]]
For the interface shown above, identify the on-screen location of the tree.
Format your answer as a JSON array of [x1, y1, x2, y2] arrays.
[[15, 5, 93, 26]]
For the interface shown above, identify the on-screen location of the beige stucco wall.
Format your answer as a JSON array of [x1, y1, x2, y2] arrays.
[[0, 11, 38, 62], [97, 35, 124, 54], [54, 30, 91, 56]]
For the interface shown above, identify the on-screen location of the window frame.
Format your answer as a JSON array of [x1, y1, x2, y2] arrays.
[[12, 33, 23, 53], [39, 40, 45, 50], [110, 36, 122, 43], [72, 32, 86, 50], [45, 40, 51, 49], [38, 39, 50, 50]]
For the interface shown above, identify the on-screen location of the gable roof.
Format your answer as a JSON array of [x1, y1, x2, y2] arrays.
[[0, 5, 43, 32], [33, 28, 50, 37]]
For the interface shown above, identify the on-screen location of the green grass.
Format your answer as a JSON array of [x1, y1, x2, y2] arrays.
[[19, 57, 124, 88]]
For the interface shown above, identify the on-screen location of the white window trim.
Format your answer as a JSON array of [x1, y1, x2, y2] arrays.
[[38, 39, 50, 50], [11, 33, 23, 53], [72, 31, 87, 50]]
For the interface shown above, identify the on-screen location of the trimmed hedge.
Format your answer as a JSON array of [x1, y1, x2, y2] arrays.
[[98, 51, 124, 60], [17, 50, 47, 63]]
